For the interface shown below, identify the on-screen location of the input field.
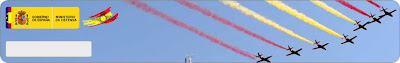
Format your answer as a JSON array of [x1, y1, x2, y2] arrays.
[[6, 41, 91, 57]]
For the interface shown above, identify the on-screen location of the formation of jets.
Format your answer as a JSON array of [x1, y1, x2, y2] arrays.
[[253, 7, 395, 63], [353, 7, 396, 31], [184, 7, 396, 63]]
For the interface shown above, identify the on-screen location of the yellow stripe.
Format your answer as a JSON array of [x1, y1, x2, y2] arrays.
[[7, 13, 12, 23], [311, 0, 356, 24], [266, 1, 344, 39], [220, 1, 314, 44], [83, 12, 113, 26]]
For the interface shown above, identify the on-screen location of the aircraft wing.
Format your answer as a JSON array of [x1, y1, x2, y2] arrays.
[[363, 21, 373, 26], [351, 36, 358, 40], [378, 15, 385, 19], [296, 48, 302, 52], [390, 10, 397, 13], [323, 43, 329, 46]]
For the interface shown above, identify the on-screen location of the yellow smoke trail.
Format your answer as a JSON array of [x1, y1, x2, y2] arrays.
[[311, 0, 356, 24], [266, 1, 344, 39], [220, 1, 314, 44], [83, 12, 113, 26]]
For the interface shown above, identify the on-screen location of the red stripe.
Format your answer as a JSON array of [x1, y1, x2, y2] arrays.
[[8, 7, 11, 12], [89, 7, 111, 18], [175, 0, 287, 52], [129, 0, 256, 60], [367, 0, 381, 8], [7, 23, 11, 29], [336, 0, 371, 17]]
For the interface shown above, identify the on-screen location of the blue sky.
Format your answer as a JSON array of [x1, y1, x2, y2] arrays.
[[1, 0, 399, 62]]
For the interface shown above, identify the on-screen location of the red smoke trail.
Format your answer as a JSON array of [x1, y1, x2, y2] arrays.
[[175, 0, 288, 50], [367, 0, 381, 8], [129, 0, 256, 60], [336, 0, 371, 17], [90, 7, 111, 18]]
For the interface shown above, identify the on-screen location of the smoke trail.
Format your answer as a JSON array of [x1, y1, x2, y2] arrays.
[[128, 0, 256, 60], [218, 1, 315, 45], [266, 1, 344, 39], [89, 7, 111, 18], [176, 0, 290, 50], [311, 0, 356, 24], [90, 13, 119, 27], [336, 0, 371, 17], [367, 0, 381, 8]]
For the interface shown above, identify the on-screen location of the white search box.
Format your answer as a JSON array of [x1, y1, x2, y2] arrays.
[[6, 41, 92, 57]]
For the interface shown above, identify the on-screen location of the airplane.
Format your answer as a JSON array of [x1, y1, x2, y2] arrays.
[[255, 53, 272, 63], [369, 13, 384, 24], [341, 34, 357, 44], [185, 53, 195, 63], [380, 6, 396, 17], [313, 40, 329, 50], [353, 20, 373, 31], [286, 46, 302, 56]]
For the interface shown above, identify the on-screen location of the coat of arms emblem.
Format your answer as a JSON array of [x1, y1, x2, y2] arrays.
[[15, 10, 28, 25]]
